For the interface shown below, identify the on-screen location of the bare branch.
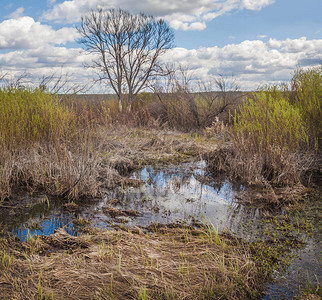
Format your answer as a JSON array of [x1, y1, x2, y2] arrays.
[[38, 67, 93, 96]]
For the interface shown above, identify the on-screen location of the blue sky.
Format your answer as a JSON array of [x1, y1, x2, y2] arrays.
[[0, 0, 321, 91], [176, 0, 322, 48]]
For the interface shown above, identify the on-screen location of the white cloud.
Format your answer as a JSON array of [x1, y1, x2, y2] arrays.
[[0, 45, 96, 91], [170, 20, 206, 31], [1, 37, 321, 91], [41, 0, 275, 31], [0, 17, 79, 49], [241, 0, 275, 10], [161, 38, 322, 89], [47, 0, 56, 5], [7, 7, 24, 19]]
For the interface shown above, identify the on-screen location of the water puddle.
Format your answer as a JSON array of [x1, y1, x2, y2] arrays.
[[0, 161, 320, 299], [81, 161, 262, 236], [0, 194, 77, 241]]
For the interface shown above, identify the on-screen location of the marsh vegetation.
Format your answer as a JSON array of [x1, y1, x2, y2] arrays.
[[0, 66, 321, 299]]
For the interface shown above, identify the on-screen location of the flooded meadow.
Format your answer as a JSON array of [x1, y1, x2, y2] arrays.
[[1, 160, 320, 299]]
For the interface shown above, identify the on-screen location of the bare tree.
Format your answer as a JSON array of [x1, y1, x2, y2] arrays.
[[0, 72, 7, 83], [214, 74, 239, 105], [78, 8, 174, 103]]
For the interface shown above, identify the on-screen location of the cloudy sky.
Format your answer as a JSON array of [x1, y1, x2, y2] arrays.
[[0, 0, 321, 91]]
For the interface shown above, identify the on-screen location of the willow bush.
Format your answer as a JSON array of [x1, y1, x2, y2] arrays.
[[0, 88, 99, 200], [225, 67, 321, 188], [234, 88, 308, 153], [291, 66, 322, 150], [0, 87, 76, 149]]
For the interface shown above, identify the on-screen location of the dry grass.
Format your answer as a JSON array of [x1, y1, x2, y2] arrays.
[[203, 141, 316, 204], [100, 127, 215, 167], [0, 126, 214, 201], [0, 132, 109, 200], [205, 142, 315, 186], [0, 225, 263, 299]]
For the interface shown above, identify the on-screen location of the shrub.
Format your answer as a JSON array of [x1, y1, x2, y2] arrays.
[[0, 88, 100, 200], [291, 66, 322, 150], [234, 89, 308, 153], [206, 87, 312, 188], [0, 88, 76, 149]]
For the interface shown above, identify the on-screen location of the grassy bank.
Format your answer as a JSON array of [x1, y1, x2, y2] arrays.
[[0, 85, 226, 201], [0, 225, 265, 300]]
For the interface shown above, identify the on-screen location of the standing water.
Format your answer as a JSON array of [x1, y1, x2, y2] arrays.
[[0, 161, 320, 299]]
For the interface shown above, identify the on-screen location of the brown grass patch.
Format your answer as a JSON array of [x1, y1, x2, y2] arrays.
[[101, 128, 215, 168], [103, 206, 141, 218], [0, 226, 263, 299]]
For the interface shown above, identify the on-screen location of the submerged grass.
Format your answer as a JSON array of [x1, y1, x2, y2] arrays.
[[0, 226, 264, 300]]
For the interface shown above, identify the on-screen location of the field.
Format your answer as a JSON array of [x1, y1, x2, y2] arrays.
[[0, 66, 321, 299]]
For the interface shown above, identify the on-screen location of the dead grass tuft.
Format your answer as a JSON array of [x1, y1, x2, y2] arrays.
[[203, 141, 316, 204], [103, 206, 141, 218], [0, 137, 103, 200], [1, 126, 211, 201]]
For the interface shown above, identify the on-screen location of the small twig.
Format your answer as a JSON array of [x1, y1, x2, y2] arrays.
[[0, 204, 21, 209]]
